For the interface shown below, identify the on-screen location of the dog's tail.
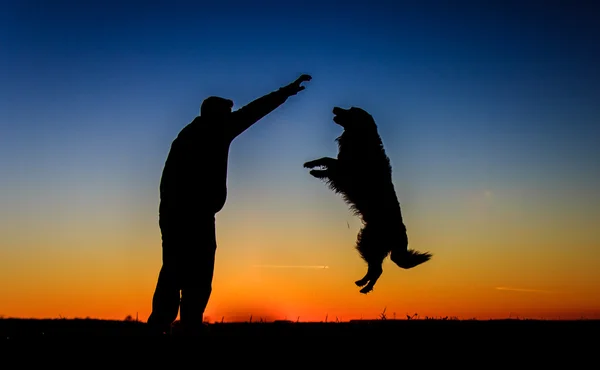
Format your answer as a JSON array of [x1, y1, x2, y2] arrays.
[[390, 248, 433, 269]]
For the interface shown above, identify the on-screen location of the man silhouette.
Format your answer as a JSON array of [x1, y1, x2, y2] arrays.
[[147, 74, 312, 335]]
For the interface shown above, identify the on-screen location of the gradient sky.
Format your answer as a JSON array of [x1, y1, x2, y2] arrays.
[[1, 0, 599, 322]]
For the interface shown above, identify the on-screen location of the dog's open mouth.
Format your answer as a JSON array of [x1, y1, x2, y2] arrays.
[[332, 107, 345, 127], [332, 115, 344, 127]]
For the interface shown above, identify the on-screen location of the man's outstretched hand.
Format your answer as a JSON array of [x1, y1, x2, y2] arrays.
[[285, 74, 312, 96]]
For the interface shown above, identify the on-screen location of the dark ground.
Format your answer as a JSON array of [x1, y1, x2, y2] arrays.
[[2, 317, 598, 339], [1, 318, 596, 365]]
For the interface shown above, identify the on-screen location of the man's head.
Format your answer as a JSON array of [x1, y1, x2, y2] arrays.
[[201, 96, 234, 119]]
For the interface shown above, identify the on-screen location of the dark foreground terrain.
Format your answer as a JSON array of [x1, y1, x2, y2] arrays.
[[0, 319, 592, 369], [2, 317, 598, 341], [1, 318, 596, 365]]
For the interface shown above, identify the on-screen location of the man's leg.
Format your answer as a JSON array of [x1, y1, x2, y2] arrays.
[[147, 229, 182, 334], [179, 216, 217, 334], [147, 264, 181, 334]]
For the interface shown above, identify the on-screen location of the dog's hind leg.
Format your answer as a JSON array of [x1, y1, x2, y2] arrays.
[[355, 271, 370, 288], [357, 266, 383, 294], [355, 265, 383, 294]]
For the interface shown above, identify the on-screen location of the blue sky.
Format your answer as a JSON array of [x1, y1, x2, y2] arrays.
[[2, 0, 598, 221]]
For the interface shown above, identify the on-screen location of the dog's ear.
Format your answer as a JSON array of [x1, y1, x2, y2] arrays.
[[349, 107, 369, 118], [351, 108, 377, 128]]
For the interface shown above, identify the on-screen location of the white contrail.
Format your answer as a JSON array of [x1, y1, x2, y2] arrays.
[[253, 265, 330, 269], [495, 286, 555, 294]]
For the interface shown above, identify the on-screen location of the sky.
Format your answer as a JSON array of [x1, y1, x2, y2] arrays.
[[1, 0, 599, 322]]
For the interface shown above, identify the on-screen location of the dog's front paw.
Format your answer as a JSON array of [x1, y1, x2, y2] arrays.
[[303, 160, 317, 169], [309, 169, 329, 179], [304, 157, 336, 169]]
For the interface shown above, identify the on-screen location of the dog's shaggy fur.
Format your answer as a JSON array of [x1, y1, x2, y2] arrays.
[[304, 107, 432, 294]]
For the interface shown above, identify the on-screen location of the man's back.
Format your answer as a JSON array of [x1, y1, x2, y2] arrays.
[[159, 116, 232, 218]]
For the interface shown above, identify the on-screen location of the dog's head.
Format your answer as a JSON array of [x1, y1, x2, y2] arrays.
[[332, 107, 378, 132]]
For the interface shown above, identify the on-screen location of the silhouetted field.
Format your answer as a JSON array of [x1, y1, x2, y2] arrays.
[[3, 318, 594, 366], [1, 317, 598, 343]]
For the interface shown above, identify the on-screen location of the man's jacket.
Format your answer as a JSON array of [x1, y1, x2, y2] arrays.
[[159, 86, 293, 221]]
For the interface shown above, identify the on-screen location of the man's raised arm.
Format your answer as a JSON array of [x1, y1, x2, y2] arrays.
[[228, 74, 311, 139]]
